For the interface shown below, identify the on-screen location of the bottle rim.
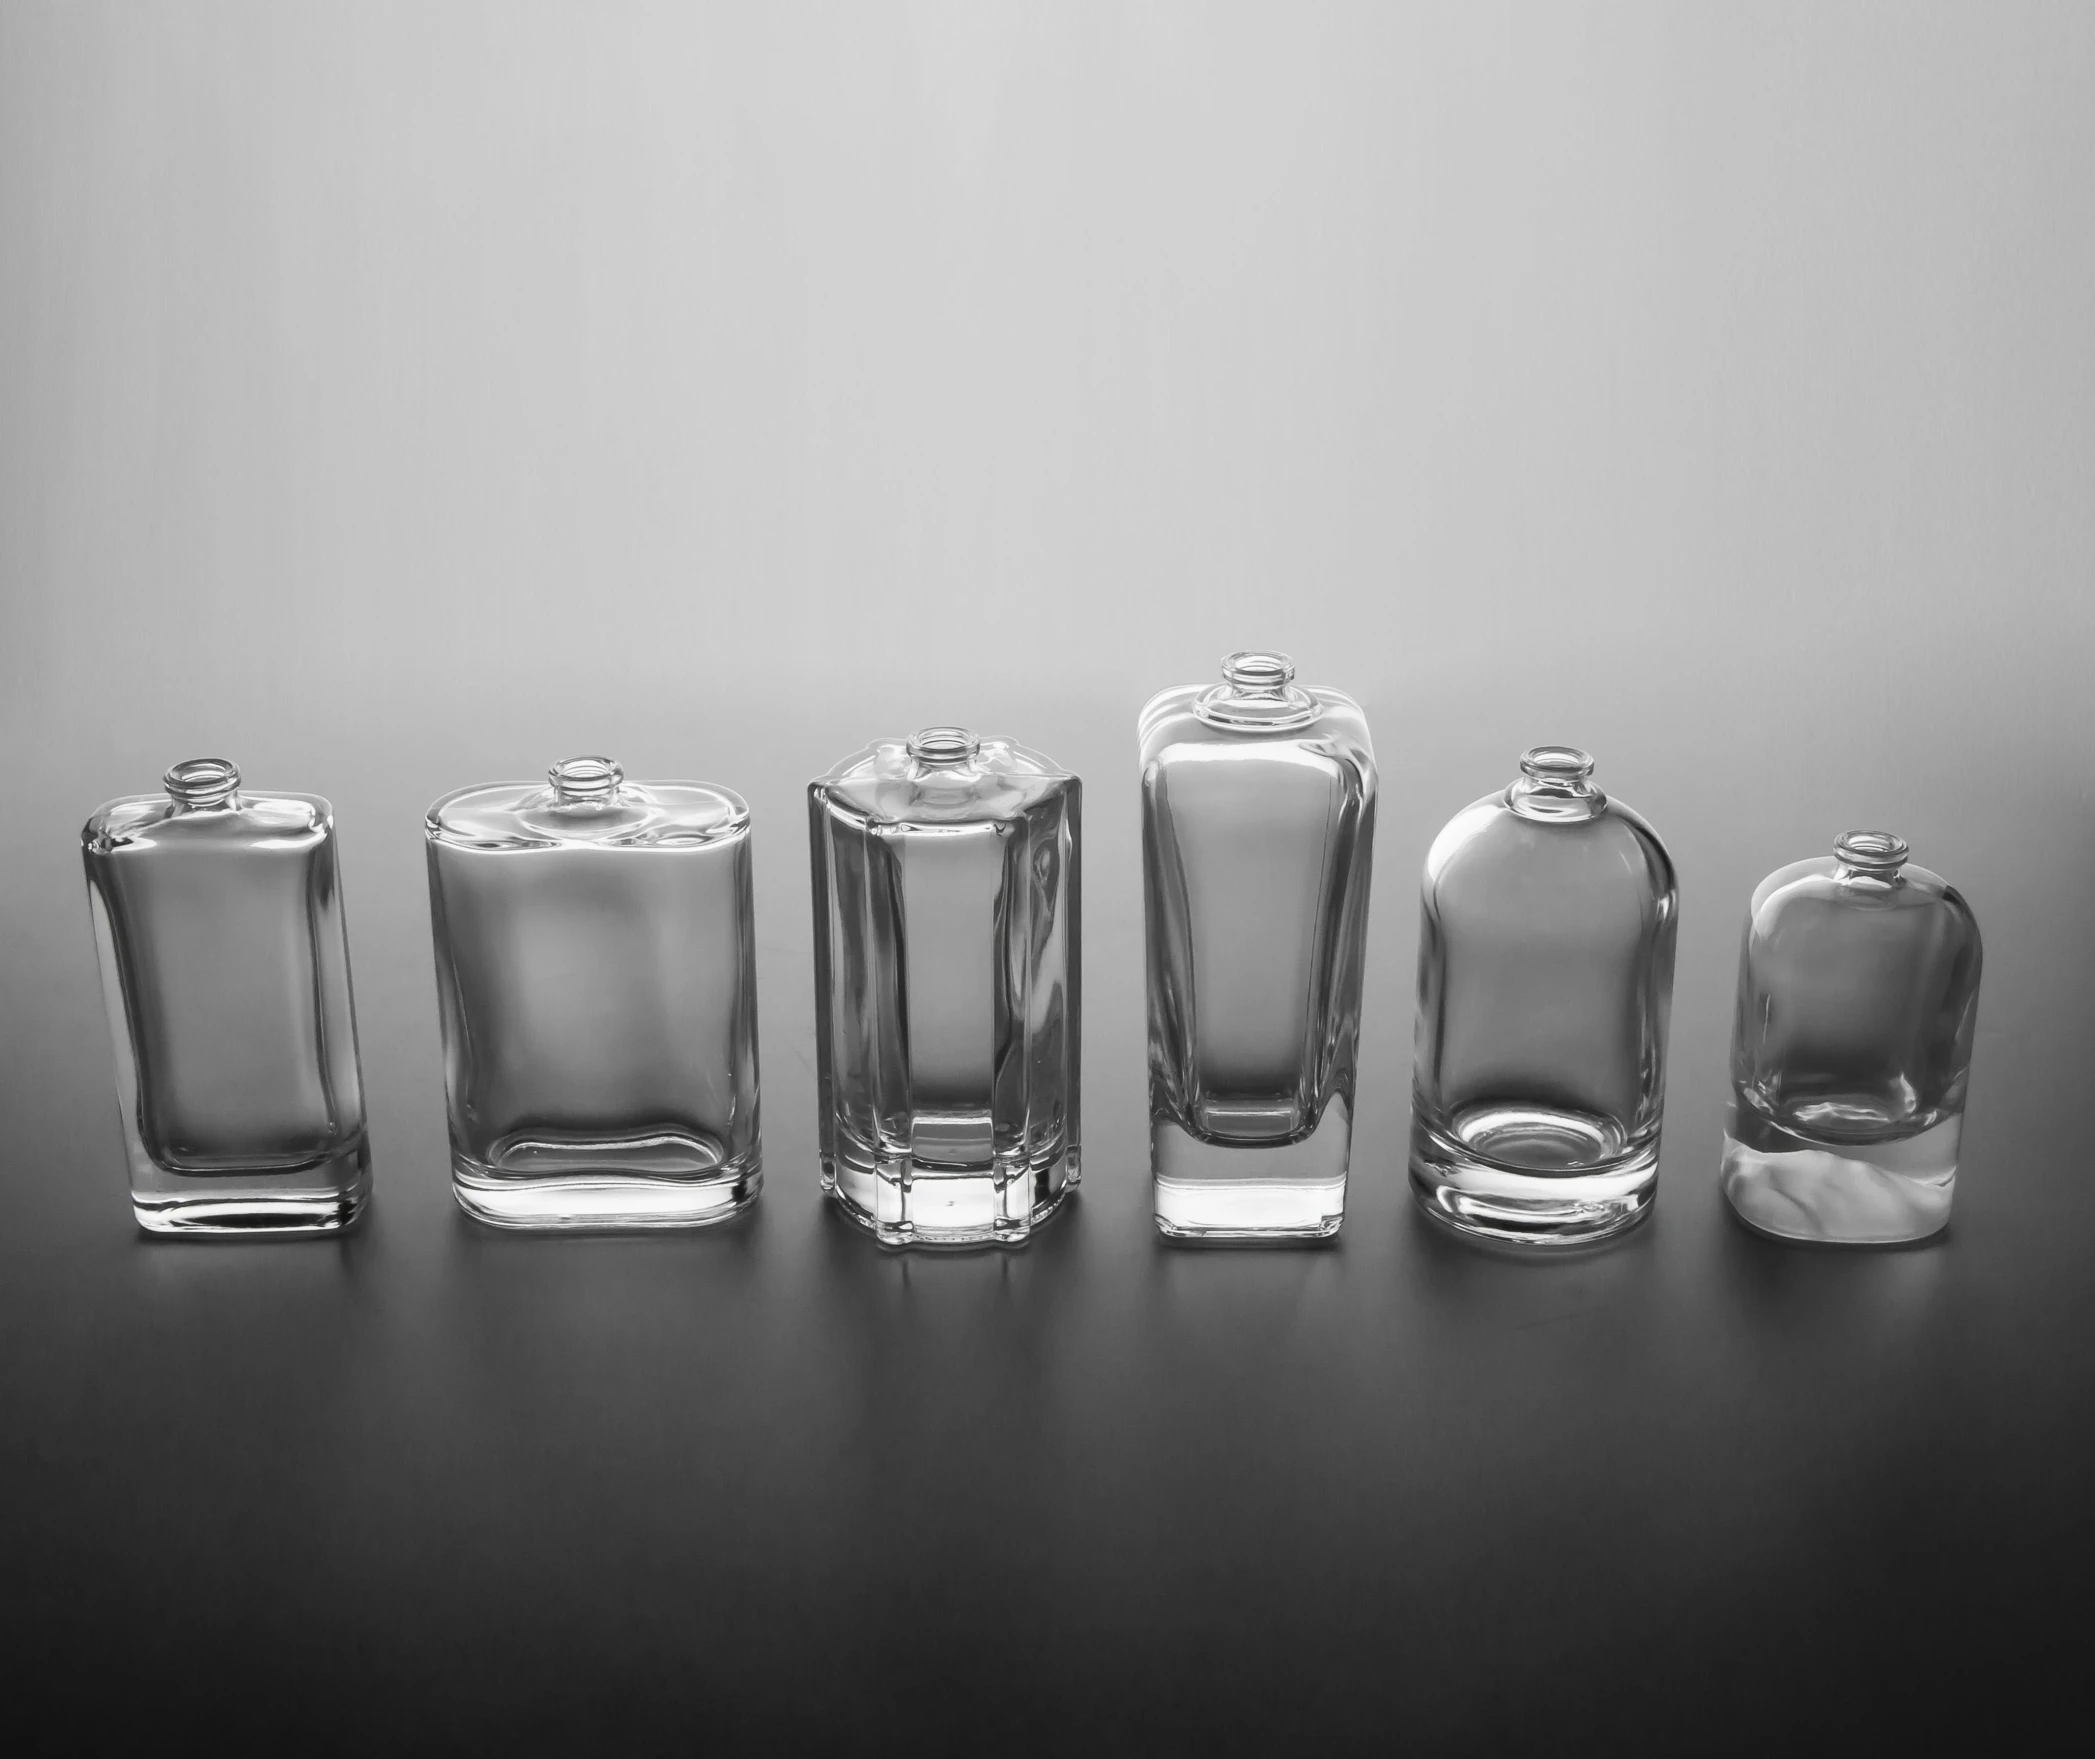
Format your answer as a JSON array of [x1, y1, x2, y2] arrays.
[[163, 757, 241, 808], [1835, 830, 1909, 878]]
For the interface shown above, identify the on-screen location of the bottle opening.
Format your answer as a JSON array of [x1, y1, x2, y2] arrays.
[[1509, 745, 1604, 820], [1222, 651, 1295, 693], [1196, 651, 1319, 731], [164, 757, 241, 809], [550, 755, 623, 802], [1836, 830, 1908, 876], [907, 727, 981, 767], [1519, 746, 1597, 785]]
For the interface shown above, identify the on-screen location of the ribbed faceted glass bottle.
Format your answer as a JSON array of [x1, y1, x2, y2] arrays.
[[809, 727, 1080, 1247], [1723, 832, 1981, 1244], [1140, 652, 1376, 1239], [425, 756, 761, 1229], [82, 758, 368, 1234], [1410, 747, 1677, 1244]]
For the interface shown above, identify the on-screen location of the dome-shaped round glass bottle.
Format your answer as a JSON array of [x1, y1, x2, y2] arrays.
[[1722, 831, 1980, 1245], [1409, 747, 1678, 1244]]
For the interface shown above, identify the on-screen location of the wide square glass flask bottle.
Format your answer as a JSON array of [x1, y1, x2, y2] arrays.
[[809, 727, 1080, 1247], [81, 758, 369, 1234], [1140, 653, 1376, 1239], [1410, 747, 1677, 1244], [425, 757, 761, 1229], [1723, 832, 1980, 1245]]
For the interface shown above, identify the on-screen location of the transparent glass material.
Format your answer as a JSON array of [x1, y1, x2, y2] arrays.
[[425, 756, 761, 1230], [1140, 653, 1376, 1240], [809, 727, 1080, 1248], [1410, 747, 1678, 1244], [1722, 832, 1981, 1245], [81, 758, 368, 1235]]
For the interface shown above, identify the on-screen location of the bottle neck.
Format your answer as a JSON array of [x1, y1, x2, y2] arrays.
[[906, 727, 981, 772], [163, 757, 241, 811], [549, 756, 624, 804], [1834, 830, 1908, 887], [1507, 746, 1605, 822], [1194, 650, 1320, 731]]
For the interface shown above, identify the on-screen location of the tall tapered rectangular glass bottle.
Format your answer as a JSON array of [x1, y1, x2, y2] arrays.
[[809, 727, 1080, 1248], [1141, 653, 1377, 1240]]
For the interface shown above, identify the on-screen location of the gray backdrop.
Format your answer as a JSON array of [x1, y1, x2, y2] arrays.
[[5, 1, 2089, 1216]]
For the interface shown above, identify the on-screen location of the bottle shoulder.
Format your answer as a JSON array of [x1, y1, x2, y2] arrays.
[[1422, 790, 1672, 896], [84, 790, 333, 858], [1138, 687, 1374, 773], [427, 779, 750, 851], [1746, 857, 1980, 955], [811, 737, 1076, 827]]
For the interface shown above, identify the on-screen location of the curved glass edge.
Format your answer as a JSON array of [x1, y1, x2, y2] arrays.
[[811, 735, 1076, 827], [425, 779, 752, 851], [1421, 786, 1674, 895], [1747, 854, 1976, 935], [83, 790, 334, 855], [1138, 685, 1373, 767]]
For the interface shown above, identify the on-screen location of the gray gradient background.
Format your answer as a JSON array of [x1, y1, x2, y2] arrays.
[[2, 3, 2091, 1749]]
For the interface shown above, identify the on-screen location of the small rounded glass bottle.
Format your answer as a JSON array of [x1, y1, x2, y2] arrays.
[[1410, 747, 1678, 1244], [1723, 832, 1981, 1245]]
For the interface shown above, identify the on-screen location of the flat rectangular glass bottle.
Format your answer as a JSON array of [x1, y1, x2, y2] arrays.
[[82, 758, 369, 1234], [1723, 831, 1981, 1244], [809, 726, 1080, 1247], [1141, 652, 1377, 1240], [425, 756, 761, 1229]]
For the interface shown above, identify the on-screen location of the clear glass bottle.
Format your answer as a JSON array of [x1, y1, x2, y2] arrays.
[[1722, 832, 1981, 1245], [1140, 652, 1376, 1240], [81, 758, 369, 1234], [425, 756, 761, 1229], [809, 727, 1080, 1247], [1410, 746, 1677, 1244]]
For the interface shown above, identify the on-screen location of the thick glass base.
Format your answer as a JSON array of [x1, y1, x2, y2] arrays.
[[133, 1138, 371, 1237], [822, 1137, 1074, 1248], [1151, 1105, 1348, 1241], [1722, 1106, 1956, 1245], [1410, 1105, 1657, 1245], [452, 1129, 759, 1230]]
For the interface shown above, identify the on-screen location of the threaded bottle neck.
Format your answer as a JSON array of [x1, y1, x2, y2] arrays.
[[907, 727, 981, 768], [1222, 651, 1295, 693], [1835, 830, 1909, 882], [163, 757, 241, 810], [549, 756, 623, 802]]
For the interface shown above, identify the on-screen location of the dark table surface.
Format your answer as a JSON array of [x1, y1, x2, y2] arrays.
[[2, 672, 2089, 1753]]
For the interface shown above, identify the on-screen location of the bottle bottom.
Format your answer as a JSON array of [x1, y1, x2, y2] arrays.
[[822, 1125, 1074, 1248], [1721, 1103, 1956, 1245], [133, 1137, 371, 1237], [1151, 1102, 1349, 1242], [452, 1127, 760, 1230], [1410, 1103, 1657, 1245]]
